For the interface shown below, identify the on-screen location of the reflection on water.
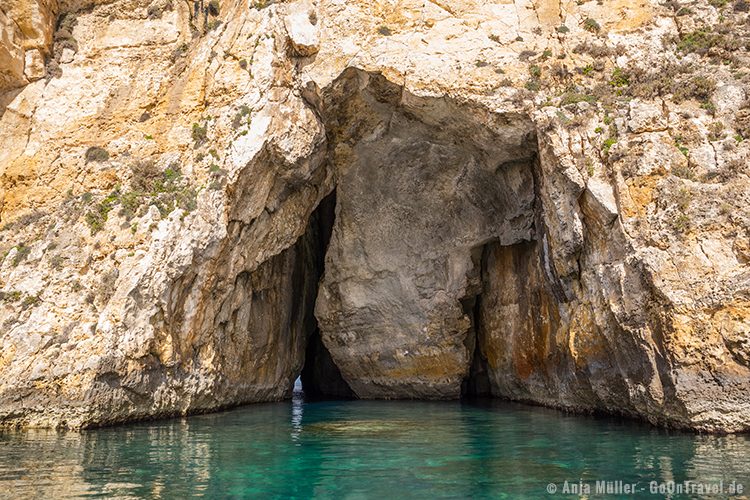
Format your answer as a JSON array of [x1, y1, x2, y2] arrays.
[[2, 399, 750, 498], [291, 377, 304, 443]]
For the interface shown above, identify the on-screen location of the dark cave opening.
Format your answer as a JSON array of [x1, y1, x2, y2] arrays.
[[296, 190, 356, 400], [288, 69, 541, 402], [460, 244, 493, 399], [456, 154, 543, 400]]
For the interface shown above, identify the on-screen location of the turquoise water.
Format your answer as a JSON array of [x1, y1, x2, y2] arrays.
[[2, 394, 750, 499]]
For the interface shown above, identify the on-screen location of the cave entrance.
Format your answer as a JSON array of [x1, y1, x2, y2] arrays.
[[295, 190, 356, 400], [302, 69, 539, 399], [279, 69, 541, 402]]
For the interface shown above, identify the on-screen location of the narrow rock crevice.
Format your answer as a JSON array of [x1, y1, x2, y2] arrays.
[[295, 189, 355, 399], [460, 244, 492, 399]]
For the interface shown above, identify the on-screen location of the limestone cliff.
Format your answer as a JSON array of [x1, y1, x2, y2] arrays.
[[0, 0, 748, 432]]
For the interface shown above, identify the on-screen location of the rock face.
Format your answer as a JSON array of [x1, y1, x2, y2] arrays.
[[315, 71, 537, 399], [0, 0, 58, 95], [0, 0, 749, 432]]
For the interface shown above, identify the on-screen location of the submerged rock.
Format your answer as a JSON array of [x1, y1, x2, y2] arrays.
[[0, 0, 748, 432]]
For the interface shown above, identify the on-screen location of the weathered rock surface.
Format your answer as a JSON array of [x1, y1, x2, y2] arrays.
[[315, 70, 537, 398], [0, 0, 58, 96], [0, 0, 748, 432]]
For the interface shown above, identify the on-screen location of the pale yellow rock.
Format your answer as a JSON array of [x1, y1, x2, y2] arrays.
[[23, 48, 45, 80], [284, 1, 319, 56], [0, 9, 25, 91], [628, 98, 667, 134], [583, 178, 619, 226], [0, 0, 59, 94], [3, 0, 58, 53]]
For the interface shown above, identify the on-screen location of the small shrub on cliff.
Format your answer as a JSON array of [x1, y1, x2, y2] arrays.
[[115, 162, 200, 220], [208, 163, 227, 191], [163, 165, 181, 182], [0, 290, 22, 303], [609, 67, 630, 89], [21, 294, 40, 310], [525, 79, 541, 91], [171, 43, 189, 62], [549, 62, 570, 81], [524, 64, 542, 91], [677, 187, 694, 211], [583, 18, 601, 33], [147, 4, 163, 19], [559, 90, 597, 106], [49, 254, 65, 271], [605, 64, 717, 109], [735, 107, 750, 139], [708, 121, 725, 141], [627, 65, 677, 98], [573, 41, 625, 58], [676, 30, 714, 54], [85, 146, 110, 163], [672, 163, 695, 180], [232, 105, 252, 129], [84, 191, 118, 234], [675, 27, 744, 57], [192, 122, 208, 147], [130, 161, 162, 191], [672, 75, 716, 104], [208, 0, 220, 16], [669, 213, 692, 233], [377, 25, 393, 36], [119, 190, 143, 219], [674, 136, 691, 160]]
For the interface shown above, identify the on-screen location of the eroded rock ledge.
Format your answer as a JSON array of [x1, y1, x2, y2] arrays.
[[0, 0, 749, 432]]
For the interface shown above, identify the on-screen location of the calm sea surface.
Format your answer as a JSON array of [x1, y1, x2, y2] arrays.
[[2, 390, 750, 499]]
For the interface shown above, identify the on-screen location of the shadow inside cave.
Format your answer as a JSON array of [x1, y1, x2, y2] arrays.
[[276, 70, 545, 406], [293, 190, 356, 400], [285, 68, 543, 403]]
